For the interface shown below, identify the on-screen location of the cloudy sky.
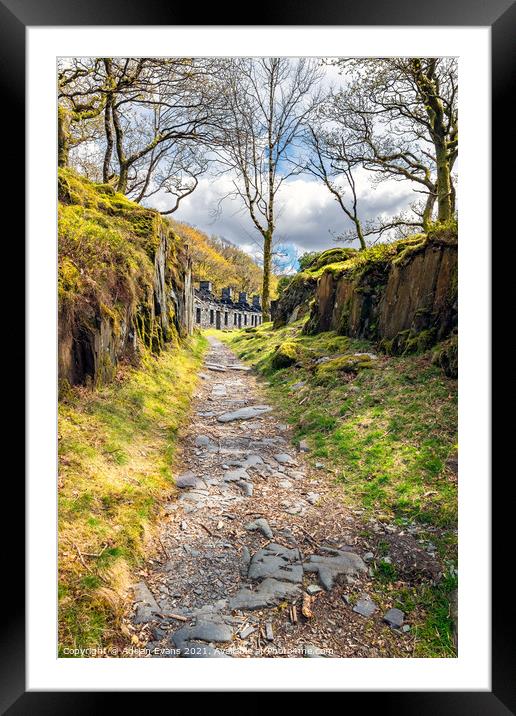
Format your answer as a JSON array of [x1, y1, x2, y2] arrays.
[[145, 60, 417, 272], [149, 169, 415, 271]]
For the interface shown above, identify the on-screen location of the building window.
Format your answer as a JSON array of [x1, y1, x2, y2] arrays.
[[244, 314, 247, 326], [238, 313, 242, 328], [224, 312, 228, 325], [210, 309, 214, 324], [234, 314, 237, 326], [196, 307, 201, 324]]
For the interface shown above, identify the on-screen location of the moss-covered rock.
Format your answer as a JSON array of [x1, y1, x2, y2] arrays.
[[58, 168, 193, 388], [270, 340, 302, 370], [315, 353, 375, 383], [432, 335, 458, 378], [272, 272, 317, 328], [303, 247, 358, 272], [301, 229, 457, 352], [381, 327, 437, 356]]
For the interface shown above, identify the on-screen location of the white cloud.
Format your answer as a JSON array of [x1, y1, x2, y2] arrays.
[[146, 168, 416, 259]]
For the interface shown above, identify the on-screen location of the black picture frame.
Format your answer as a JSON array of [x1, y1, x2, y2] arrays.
[[6, 0, 514, 710]]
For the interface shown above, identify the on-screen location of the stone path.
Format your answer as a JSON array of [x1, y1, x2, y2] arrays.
[[128, 336, 422, 658]]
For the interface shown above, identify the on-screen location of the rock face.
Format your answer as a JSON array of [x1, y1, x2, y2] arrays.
[[273, 272, 318, 328], [303, 230, 457, 354], [58, 169, 194, 389]]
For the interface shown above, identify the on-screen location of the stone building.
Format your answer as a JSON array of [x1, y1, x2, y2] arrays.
[[193, 281, 263, 330]]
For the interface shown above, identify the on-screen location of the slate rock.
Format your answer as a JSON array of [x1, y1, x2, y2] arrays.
[[229, 578, 302, 610], [224, 467, 250, 482], [303, 550, 367, 590], [245, 518, 273, 539], [278, 479, 293, 489], [171, 621, 233, 648], [217, 405, 272, 423], [133, 582, 160, 624], [306, 584, 323, 595], [175, 471, 204, 489], [205, 363, 227, 372], [273, 453, 297, 465], [239, 625, 257, 639], [383, 607, 405, 628], [299, 439, 310, 453], [353, 597, 377, 618], [237, 481, 254, 497], [248, 543, 303, 583], [241, 454, 264, 468], [194, 435, 216, 450]]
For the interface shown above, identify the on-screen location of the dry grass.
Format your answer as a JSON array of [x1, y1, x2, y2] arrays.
[[58, 333, 207, 655]]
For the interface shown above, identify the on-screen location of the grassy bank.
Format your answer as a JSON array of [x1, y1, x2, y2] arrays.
[[58, 333, 207, 655], [220, 321, 458, 656]]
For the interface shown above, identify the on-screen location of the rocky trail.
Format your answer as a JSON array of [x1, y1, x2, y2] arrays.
[[128, 336, 434, 658]]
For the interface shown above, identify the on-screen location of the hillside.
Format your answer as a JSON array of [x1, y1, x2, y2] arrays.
[[274, 226, 457, 374], [170, 220, 278, 299], [58, 171, 209, 653], [58, 169, 194, 389]]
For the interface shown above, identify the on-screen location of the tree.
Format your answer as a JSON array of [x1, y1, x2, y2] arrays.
[[58, 58, 107, 169], [329, 57, 458, 229], [303, 125, 368, 249], [58, 57, 223, 213], [215, 58, 323, 320]]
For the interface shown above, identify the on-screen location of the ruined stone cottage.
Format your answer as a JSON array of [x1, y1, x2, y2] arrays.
[[193, 281, 263, 330]]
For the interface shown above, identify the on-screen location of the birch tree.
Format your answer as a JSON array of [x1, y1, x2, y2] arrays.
[[216, 58, 323, 320]]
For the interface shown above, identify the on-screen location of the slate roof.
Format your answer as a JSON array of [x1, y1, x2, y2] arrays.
[[194, 288, 261, 312]]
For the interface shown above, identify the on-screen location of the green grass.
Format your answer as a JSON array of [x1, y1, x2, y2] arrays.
[[220, 321, 458, 656], [58, 332, 207, 655]]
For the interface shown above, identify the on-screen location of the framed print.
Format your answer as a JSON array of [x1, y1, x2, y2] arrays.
[[5, 0, 514, 709]]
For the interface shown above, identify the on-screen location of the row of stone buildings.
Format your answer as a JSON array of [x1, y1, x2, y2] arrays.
[[193, 281, 263, 330]]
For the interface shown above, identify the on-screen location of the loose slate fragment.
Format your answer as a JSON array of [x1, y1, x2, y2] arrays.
[[217, 406, 272, 423], [353, 597, 377, 618], [244, 518, 274, 539], [383, 607, 405, 629], [303, 550, 367, 590]]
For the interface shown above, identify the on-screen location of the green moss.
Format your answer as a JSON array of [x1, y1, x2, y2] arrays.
[[315, 354, 375, 384], [270, 340, 302, 370], [58, 168, 188, 371], [303, 247, 358, 273], [381, 328, 437, 356], [432, 335, 458, 378], [307, 234, 427, 282]]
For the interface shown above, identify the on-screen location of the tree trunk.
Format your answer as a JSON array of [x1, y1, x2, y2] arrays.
[[262, 229, 272, 321], [102, 59, 115, 184], [355, 218, 366, 250], [103, 97, 114, 184], [58, 106, 70, 168], [116, 164, 128, 194], [422, 189, 437, 231], [435, 140, 452, 222]]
